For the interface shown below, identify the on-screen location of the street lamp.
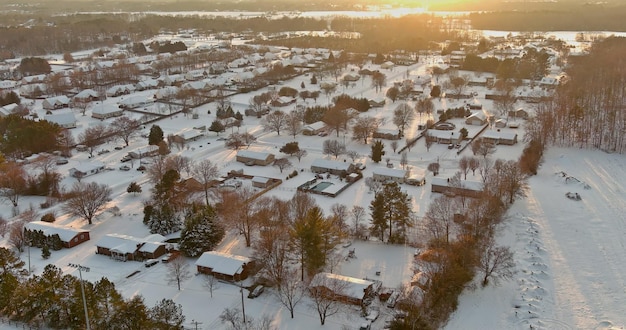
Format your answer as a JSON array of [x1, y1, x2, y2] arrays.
[[69, 263, 91, 330]]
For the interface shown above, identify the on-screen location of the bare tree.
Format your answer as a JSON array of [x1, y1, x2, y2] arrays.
[[371, 71, 386, 93], [110, 116, 141, 147], [392, 102, 415, 137], [203, 274, 220, 298], [425, 134, 434, 152], [322, 139, 345, 159], [346, 150, 360, 162], [0, 216, 8, 238], [273, 158, 293, 174], [9, 221, 26, 252], [472, 137, 496, 158], [295, 149, 308, 162], [350, 205, 367, 238], [0, 162, 27, 207], [262, 110, 288, 135], [62, 182, 112, 224], [351, 116, 379, 144], [285, 110, 303, 139], [390, 140, 399, 153], [415, 97, 434, 120], [400, 151, 408, 169], [469, 157, 480, 176], [424, 196, 457, 245], [192, 159, 219, 206], [166, 257, 192, 291], [459, 156, 470, 180], [427, 162, 440, 176], [364, 177, 383, 194], [78, 124, 109, 157], [479, 238, 515, 287], [276, 268, 305, 319], [217, 187, 260, 247], [479, 157, 493, 183], [330, 203, 349, 238], [309, 274, 349, 325]]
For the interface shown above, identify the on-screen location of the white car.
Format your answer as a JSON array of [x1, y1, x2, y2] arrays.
[[144, 259, 159, 268]]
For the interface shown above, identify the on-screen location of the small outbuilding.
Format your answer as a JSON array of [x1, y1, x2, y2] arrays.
[[251, 176, 272, 188]]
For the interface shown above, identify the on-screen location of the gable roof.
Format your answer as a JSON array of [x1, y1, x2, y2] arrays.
[[24, 221, 89, 242], [310, 272, 374, 301], [195, 251, 251, 276], [311, 158, 351, 172]]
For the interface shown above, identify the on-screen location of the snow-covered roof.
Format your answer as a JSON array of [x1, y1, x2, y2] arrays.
[[92, 105, 122, 115], [97, 233, 165, 254], [43, 112, 76, 126], [483, 130, 517, 140], [310, 272, 374, 301], [373, 167, 407, 178], [303, 121, 326, 131], [74, 89, 99, 99], [311, 158, 351, 171], [195, 251, 251, 276], [431, 177, 483, 191], [237, 150, 273, 160], [24, 221, 89, 242], [252, 176, 271, 184]]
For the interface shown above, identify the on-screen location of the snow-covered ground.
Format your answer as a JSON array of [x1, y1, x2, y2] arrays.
[[4, 40, 626, 329], [446, 148, 626, 330]]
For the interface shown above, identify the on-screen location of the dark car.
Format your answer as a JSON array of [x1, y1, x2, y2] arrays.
[[137, 165, 147, 171]]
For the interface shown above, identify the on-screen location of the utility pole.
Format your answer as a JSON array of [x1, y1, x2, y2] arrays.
[[190, 319, 202, 330], [69, 263, 91, 330], [237, 266, 246, 324]]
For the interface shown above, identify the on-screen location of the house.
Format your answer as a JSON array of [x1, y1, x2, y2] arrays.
[[302, 121, 327, 136], [373, 129, 400, 140], [135, 78, 159, 91], [236, 150, 275, 166], [311, 158, 355, 176], [184, 69, 206, 81], [426, 130, 462, 144], [372, 167, 407, 183], [96, 233, 167, 261], [368, 97, 386, 108], [42, 95, 71, 110], [0, 103, 20, 118], [482, 130, 518, 145], [195, 251, 254, 281], [252, 176, 272, 188], [170, 128, 204, 144], [465, 111, 488, 126], [406, 171, 427, 186], [467, 99, 482, 110], [271, 96, 296, 107], [43, 112, 77, 129], [106, 84, 136, 97], [19, 83, 47, 98], [309, 272, 376, 305], [118, 96, 153, 109], [72, 89, 100, 103], [508, 108, 529, 119], [494, 118, 507, 129], [380, 61, 395, 70], [69, 161, 106, 178], [24, 221, 90, 248], [127, 145, 159, 159], [0, 80, 17, 90], [92, 105, 124, 119], [449, 50, 466, 67], [431, 177, 483, 198]]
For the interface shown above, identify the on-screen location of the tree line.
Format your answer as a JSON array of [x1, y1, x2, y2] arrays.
[[0, 249, 186, 329]]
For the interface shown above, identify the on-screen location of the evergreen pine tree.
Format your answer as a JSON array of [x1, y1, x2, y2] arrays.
[[179, 206, 225, 257], [371, 140, 386, 163], [41, 245, 50, 259]]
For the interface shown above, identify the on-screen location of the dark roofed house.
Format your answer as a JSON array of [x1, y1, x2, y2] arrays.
[[24, 221, 90, 248]]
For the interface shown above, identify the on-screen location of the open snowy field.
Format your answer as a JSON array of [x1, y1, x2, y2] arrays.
[[446, 147, 626, 330]]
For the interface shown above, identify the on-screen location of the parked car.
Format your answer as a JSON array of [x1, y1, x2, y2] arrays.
[[387, 291, 400, 308], [359, 321, 371, 330], [119, 165, 130, 171], [121, 155, 132, 162], [144, 259, 159, 268], [137, 165, 146, 171], [161, 252, 179, 263], [55, 159, 69, 165], [248, 285, 265, 299]]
